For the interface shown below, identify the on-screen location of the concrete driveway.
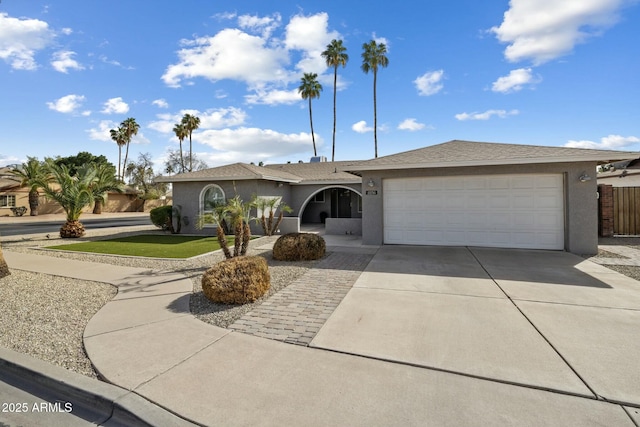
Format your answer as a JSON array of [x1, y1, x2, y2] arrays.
[[311, 246, 640, 408]]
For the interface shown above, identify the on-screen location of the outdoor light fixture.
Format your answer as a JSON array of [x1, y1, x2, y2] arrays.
[[579, 173, 592, 183], [277, 182, 283, 187], [367, 178, 376, 187]]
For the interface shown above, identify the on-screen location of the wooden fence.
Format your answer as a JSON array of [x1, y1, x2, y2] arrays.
[[613, 187, 640, 235]]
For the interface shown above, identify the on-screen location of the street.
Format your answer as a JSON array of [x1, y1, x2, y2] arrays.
[[0, 216, 152, 237]]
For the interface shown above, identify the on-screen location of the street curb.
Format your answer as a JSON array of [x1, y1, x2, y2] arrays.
[[0, 347, 199, 427]]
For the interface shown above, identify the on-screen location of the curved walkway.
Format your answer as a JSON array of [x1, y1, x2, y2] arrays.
[[4, 246, 640, 426]]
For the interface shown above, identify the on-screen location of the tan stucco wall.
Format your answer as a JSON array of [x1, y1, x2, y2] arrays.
[[360, 161, 598, 255]]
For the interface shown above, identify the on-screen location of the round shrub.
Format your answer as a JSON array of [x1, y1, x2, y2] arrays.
[[150, 205, 173, 231], [273, 233, 326, 261], [201, 256, 270, 304]]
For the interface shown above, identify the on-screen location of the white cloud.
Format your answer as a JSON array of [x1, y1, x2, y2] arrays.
[[565, 134, 640, 150], [194, 127, 321, 166], [87, 120, 118, 141], [148, 107, 248, 134], [352, 121, 373, 133], [101, 97, 129, 114], [0, 12, 54, 70], [46, 94, 85, 114], [61, 28, 73, 35], [152, 99, 169, 108], [398, 118, 426, 131], [51, 50, 84, 73], [162, 12, 339, 88], [491, 68, 540, 93], [414, 70, 444, 96], [491, 0, 629, 65], [245, 87, 301, 105], [455, 109, 520, 121]]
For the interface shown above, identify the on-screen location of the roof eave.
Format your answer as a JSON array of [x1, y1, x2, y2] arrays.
[[344, 154, 639, 172], [291, 179, 362, 185], [155, 175, 301, 184]]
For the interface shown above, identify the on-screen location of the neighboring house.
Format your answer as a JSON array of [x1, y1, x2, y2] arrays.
[[0, 166, 168, 215], [597, 158, 640, 187], [156, 160, 363, 236], [158, 140, 638, 255]]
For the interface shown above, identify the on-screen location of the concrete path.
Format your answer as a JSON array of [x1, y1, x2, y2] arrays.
[[3, 245, 640, 426]]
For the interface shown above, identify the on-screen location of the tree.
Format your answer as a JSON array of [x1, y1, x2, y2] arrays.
[[109, 126, 127, 181], [91, 162, 123, 214], [125, 152, 167, 211], [361, 40, 389, 158], [181, 114, 200, 172], [172, 123, 188, 173], [36, 162, 99, 238], [253, 197, 292, 236], [52, 151, 115, 177], [298, 73, 322, 157], [164, 149, 209, 174], [321, 39, 349, 162], [121, 117, 140, 178], [9, 157, 49, 216]]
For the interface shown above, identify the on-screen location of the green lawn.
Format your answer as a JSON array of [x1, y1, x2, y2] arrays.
[[47, 234, 233, 259]]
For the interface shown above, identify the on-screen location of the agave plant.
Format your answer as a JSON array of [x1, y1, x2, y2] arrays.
[[36, 162, 99, 238]]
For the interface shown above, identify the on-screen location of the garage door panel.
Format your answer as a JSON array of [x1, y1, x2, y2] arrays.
[[383, 174, 564, 250]]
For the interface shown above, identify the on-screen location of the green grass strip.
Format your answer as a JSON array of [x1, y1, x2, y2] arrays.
[[47, 234, 231, 259]]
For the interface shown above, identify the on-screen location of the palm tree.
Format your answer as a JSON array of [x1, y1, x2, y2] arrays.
[[9, 157, 48, 216], [121, 117, 140, 178], [321, 39, 348, 162], [298, 73, 323, 157], [361, 40, 389, 158], [91, 163, 122, 214], [110, 127, 127, 181], [181, 113, 200, 172], [0, 239, 10, 278], [172, 123, 188, 173], [36, 162, 99, 238]]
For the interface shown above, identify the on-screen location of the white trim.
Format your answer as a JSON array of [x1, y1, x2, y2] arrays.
[[199, 184, 226, 227]]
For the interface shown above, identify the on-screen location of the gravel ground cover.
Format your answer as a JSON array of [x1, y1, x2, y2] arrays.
[[605, 265, 640, 281], [0, 227, 322, 377]]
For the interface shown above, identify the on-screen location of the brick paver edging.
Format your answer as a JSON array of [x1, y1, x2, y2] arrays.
[[229, 251, 374, 345]]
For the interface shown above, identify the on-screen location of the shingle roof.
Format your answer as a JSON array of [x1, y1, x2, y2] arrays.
[[264, 160, 361, 183], [344, 140, 640, 171], [155, 162, 305, 183]]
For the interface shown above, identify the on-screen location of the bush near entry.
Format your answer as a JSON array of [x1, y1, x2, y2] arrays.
[[273, 233, 326, 261]]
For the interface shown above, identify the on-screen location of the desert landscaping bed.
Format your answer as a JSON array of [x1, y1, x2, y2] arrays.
[[0, 229, 323, 378]]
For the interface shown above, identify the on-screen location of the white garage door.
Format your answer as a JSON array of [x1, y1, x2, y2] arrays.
[[383, 174, 564, 250]]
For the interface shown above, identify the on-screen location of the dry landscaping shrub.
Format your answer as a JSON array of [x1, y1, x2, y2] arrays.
[[201, 256, 270, 304], [0, 243, 9, 278], [273, 233, 325, 261]]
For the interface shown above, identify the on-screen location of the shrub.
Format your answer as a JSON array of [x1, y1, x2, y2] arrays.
[[150, 205, 173, 231], [0, 242, 10, 279], [273, 233, 326, 261], [201, 256, 270, 304]]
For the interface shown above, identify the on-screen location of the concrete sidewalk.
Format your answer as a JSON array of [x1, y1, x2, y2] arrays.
[[3, 248, 640, 426]]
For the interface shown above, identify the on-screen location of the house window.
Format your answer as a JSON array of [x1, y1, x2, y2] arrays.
[[0, 195, 16, 208], [200, 185, 225, 226], [313, 191, 325, 203]]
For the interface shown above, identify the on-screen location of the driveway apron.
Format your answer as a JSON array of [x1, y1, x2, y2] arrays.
[[311, 245, 640, 407]]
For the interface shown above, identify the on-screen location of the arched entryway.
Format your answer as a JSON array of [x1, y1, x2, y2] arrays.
[[299, 186, 362, 235]]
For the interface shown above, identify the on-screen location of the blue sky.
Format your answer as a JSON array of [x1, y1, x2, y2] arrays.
[[1, 0, 639, 173]]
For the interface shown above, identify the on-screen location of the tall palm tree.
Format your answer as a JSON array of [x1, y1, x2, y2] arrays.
[[36, 162, 99, 238], [121, 117, 140, 178], [361, 40, 389, 158], [109, 127, 127, 181], [172, 123, 188, 173], [321, 39, 348, 162], [181, 113, 200, 172], [9, 157, 49, 216], [91, 163, 122, 214], [297, 73, 323, 157]]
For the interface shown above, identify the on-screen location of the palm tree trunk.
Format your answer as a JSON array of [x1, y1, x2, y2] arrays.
[[93, 199, 102, 214], [123, 142, 130, 181], [189, 133, 193, 172], [309, 99, 317, 156], [332, 65, 338, 162], [28, 189, 39, 216], [216, 226, 232, 259], [0, 242, 10, 279], [233, 219, 242, 257], [179, 139, 185, 173], [240, 222, 250, 256], [373, 70, 378, 158]]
